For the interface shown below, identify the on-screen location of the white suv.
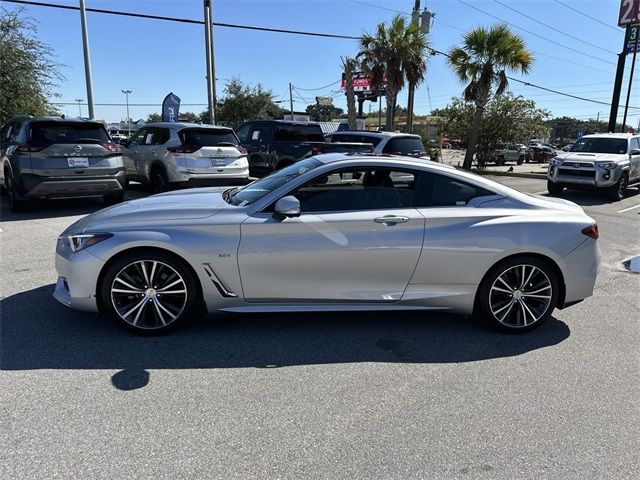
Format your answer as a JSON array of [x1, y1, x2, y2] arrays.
[[122, 123, 249, 192], [547, 133, 640, 200]]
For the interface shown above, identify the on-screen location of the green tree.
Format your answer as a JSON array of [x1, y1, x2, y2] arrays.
[[201, 78, 284, 127], [448, 24, 533, 170], [146, 112, 161, 123], [0, 7, 63, 125], [305, 104, 343, 122], [359, 15, 428, 130]]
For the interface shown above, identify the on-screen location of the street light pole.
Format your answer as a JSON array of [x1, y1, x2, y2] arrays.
[[79, 0, 95, 119], [121, 90, 132, 135], [74, 99, 83, 117], [204, 0, 217, 124]]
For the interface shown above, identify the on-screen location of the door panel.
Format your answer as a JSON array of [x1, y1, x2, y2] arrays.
[[238, 209, 424, 302]]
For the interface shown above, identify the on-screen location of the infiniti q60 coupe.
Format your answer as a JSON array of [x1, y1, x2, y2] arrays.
[[54, 154, 600, 334]]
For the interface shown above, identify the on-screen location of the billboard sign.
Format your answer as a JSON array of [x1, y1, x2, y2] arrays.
[[341, 73, 386, 95], [316, 96, 333, 106], [619, 0, 640, 26]]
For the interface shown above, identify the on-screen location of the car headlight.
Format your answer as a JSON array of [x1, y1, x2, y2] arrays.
[[550, 158, 562, 166], [595, 162, 617, 170], [63, 233, 113, 252]]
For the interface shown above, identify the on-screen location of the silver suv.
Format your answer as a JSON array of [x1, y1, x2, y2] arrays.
[[324, 131, 430, 160], [122, 123, 249, 192], [547, 133, 640, 200], [0, 116, 125, 212]]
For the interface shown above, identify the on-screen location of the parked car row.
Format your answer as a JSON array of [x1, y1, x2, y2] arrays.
[[1, 116, 433, 212]]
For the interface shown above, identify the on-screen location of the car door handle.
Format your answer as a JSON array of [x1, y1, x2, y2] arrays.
[[373, 215, 410, 225]]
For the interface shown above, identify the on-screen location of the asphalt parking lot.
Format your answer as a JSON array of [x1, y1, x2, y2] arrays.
[[1, 177, 639, 479]]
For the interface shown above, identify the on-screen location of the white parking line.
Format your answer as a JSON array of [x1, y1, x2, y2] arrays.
[[534, 190, 548, 195], [618, 203, 640, 213]]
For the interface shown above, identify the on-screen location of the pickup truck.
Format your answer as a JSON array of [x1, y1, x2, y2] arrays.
[[234, 120, 372, 176], [494, 143, 527, 165]]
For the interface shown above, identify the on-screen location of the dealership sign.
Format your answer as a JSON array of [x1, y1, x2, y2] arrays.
[[341, 73, 386, 94]]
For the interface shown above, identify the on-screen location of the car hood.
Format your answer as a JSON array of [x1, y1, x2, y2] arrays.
[[556, 152, 624, 163], [67, 187, 235, 233]]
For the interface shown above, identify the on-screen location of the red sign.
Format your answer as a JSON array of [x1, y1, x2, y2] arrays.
[[341, 75, 373, 92], [619, 0, 640, 26]]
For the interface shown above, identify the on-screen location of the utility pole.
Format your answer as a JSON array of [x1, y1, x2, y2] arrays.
[[79, 0, 95, 119], [204, 0, 217, 124], [406, 1, 432, 133], [622, 27, 640, 131], [121, 90, 132, 135], [75, 99, 83, 117], [289, 82, 294, 119]]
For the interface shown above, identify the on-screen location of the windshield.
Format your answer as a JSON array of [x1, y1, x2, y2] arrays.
[[570, 137, 628, 154], [179, 128, 239, 147], [227, 158, 322, 206]]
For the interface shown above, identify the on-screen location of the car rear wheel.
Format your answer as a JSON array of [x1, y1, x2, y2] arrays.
[[606, 172, 628, 201], [496, 156, 506, 166], [547, 180, 564, 196], [100, 251, 200, 334], [150, 167, 169, 193], [478, 256, 559, 333], [517, 155, 524, 165], [5, 173, 29, 212]]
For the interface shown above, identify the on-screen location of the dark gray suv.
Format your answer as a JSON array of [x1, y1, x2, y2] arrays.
[[0, 116, 125, 212]]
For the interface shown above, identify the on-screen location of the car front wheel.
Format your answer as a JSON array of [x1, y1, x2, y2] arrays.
[[478, 256, 559, 333], [606, 172, 628, 201], [100, 251, 200, 334], [547, 180, 564, 196]]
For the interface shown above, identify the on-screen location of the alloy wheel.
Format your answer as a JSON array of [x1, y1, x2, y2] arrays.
[[110, 260, 188, 330], [489, 264, 553, 328]]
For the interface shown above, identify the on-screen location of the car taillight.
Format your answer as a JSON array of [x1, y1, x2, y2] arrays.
[[167, 145, 200, 154], [237, 146, 247, 154], [311, 145, 323, 154], [16, 144, 45, 153], [101, 142, 121, 152], [581, 224, 599, 240]]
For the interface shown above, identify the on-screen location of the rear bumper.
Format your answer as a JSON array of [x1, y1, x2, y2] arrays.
[[20, 170, 126, 199], [558, 238, 601, 306]]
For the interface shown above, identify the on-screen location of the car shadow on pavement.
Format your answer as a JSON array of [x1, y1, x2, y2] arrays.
[[0, 196, 107, 221], [541, 186, 639, 207], [1, 285, 571, 390]]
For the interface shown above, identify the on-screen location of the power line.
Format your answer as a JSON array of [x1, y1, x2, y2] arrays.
[[295, 80, 341, 91], [455, 0, 616, 66], [2, 0, 361, 40], [53, 102, 208, 106], [552, 0, 624, 34], [492, 0, 617, 55], [348, 0, 409, 16]]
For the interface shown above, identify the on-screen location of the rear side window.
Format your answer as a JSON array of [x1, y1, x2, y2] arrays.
[[29, 122, 109, 146], [274, 124, 324, 142], [382, 137, 426, 155], [151, 127, 170, 145], [235, 123, 252, 143], [179, 128, 239, 147], [416, 173, 495, 207]]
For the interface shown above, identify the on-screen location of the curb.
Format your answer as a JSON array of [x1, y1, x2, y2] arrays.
[[469, 169, 547, 180]]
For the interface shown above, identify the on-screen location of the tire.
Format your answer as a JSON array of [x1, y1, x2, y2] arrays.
[[547, 180, 564, 196], [149, 166, 169, 194], [517, 155, 524, 165], [5, 173, 29, 212], [478, 256, 559, 333], [103, 191, 125, 206], [497, 156, 506, 166], [100, 250, 200, 335], [606, 172, 628, 201]]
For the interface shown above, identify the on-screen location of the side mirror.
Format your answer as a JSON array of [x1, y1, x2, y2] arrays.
[[273, 195, 301, 220], [630, 148, 640, 155]]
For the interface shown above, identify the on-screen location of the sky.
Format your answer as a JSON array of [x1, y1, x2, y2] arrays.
[[3, 0, 638, 125]]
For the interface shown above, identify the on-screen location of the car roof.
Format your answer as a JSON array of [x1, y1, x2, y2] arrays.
[[7, 116, 104, 125], [580, 132, 636, 138], [329, 130, 420, 138], [145, 122, 232, 130]]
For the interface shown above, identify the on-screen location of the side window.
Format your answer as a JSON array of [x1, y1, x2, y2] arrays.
[[382, 136, 426, 155], [415, 173, 495, 207], [128, 128, 147, 146], [289, 168, 416, 213], [630, 137, 640, 153], [249, 124, 270, 143], [153, 128, 170, 145], [235, 123, 251, 143]]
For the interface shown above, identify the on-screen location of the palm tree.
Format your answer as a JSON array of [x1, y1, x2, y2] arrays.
[[341, 56, 358, 130], [448, 24, 533, 170], [359, 15, 428, 130]]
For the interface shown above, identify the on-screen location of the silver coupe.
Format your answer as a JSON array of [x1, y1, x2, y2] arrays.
[[54, 154, 601, 334]]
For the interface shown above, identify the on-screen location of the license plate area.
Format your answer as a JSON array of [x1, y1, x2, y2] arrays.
[[211, 157, 227, 166], [67, 157, 89, 168]]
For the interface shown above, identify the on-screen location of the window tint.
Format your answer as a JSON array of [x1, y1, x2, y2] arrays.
[[273, 124, 324, 142], [128, 128, 147, 146], [248, 124, 271, 143], [29, 122, 109, 146], [329, 133, 382, 147], [235, 123, 251, 143], [382, 136, 426, 156], [292, 168, 416, 212], [151, 127, 170, 145], [179, 128, 238, 147], [570, 137, 628, 154], [416, 173, 495, 207]]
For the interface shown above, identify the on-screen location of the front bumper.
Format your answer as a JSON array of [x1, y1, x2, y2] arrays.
[[53, 239, 105, 312], [20, 170, 126, 199], [547, 162, 623, 188]]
